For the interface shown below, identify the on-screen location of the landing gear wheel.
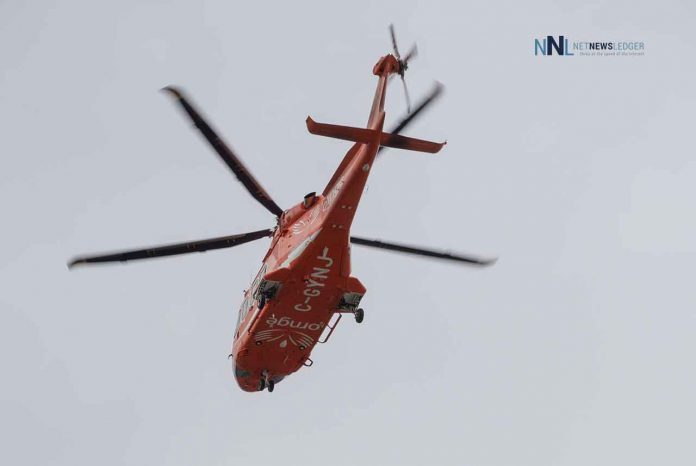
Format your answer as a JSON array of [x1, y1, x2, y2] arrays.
[[258, 294, 266, 310], [354, 308, 364, 324], [258, 379, 266, 391], [267, 380, 275, 393]]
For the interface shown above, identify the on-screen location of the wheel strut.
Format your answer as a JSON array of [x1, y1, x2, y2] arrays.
[[261, 370, 274, 393]]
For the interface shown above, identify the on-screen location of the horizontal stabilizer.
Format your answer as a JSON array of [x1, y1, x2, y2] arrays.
[[306, 117, 445, 154], [306, 117, 376, 144], [380, 132, 445, 153]]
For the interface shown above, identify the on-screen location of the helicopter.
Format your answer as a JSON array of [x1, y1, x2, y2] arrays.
[[69, 26, 496, 392]]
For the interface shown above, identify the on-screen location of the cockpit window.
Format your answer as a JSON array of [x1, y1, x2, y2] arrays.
[[234, 264, 268, 336]]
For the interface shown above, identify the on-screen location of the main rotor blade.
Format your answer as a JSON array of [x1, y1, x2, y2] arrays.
[[350, 236, 496, 266], [162, 86, 284, 217], [378, 82, 444, 155], [68, 229, 274, 268]]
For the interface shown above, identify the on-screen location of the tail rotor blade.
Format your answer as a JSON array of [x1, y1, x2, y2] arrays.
[[68, 229, 274, 268], [389, 23, 401, 59], [162, 86, 284, 217], [401, 76, 412, 113], [403, 44, 418, 66], [350, 236, 496, 266]]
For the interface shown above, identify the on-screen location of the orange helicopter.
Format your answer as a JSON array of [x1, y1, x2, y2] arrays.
[[69, 26, 495, 393]]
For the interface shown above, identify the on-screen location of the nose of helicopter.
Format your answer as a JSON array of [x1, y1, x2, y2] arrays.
[[232, 363, 257, 392], [233, 362, 285, 392]]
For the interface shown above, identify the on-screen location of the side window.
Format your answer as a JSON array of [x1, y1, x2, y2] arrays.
[[234, 265, 267, 338]]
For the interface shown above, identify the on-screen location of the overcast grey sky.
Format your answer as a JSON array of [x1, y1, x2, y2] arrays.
[[2, 1, 695, 465]]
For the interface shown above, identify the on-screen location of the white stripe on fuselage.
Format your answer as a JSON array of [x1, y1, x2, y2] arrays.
[[280, 228, 322, 268], [241, 229, 322, 337]]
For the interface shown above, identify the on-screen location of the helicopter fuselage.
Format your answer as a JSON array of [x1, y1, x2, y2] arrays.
[[230, 55, 407, 392], [230, 115, 382, 391]]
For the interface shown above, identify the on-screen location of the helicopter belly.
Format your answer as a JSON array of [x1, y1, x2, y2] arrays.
[[232, 235, 349, 391], [232, 290, 339, 391]]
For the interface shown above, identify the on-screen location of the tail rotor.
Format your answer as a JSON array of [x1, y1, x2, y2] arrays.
[[389, 24, 418, 113]]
